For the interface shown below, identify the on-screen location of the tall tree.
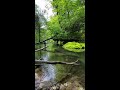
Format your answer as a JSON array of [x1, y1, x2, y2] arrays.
[[35, 4, 47, 43], [35, 4, 46, 31], [49, 0, 85, 41]]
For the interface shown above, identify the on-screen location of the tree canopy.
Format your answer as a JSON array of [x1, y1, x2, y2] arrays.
[[47, 0, 85, 42], [35, 0, 85, 43], [35, 4, 46, 31]]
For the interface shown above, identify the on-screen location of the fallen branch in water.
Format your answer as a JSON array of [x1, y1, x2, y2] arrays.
[[35, 60, 80, 65], [35, 46, 48, 52]]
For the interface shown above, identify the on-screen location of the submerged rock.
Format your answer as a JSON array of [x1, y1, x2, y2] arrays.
[[50, 76, 85, 90], [35, 65, 85, 90], [59, 84, 66, 90], [37, 81, 55, 90]]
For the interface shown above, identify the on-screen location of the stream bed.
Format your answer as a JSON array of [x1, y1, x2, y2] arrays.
[[35, 44, 85, 90]]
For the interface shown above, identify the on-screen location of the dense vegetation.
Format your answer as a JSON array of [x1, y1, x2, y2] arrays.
[[35, 4, 48, 43], [35, 0, 85, 89], [48, 0, 85, 42], [35, 0, 85, 50], [48, 0, 85, 41], [63, 42, 85, 52]]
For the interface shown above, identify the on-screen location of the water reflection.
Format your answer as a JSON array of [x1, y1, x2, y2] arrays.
[[35, 43, 85, 87], [41, 53, 55, 81]]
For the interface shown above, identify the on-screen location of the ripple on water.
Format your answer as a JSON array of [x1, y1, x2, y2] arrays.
[[35, 45, 85, 89]]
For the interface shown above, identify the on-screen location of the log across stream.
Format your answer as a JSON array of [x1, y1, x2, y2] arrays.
[[35, 45, 85, 90], [35, 60, 80, 65]]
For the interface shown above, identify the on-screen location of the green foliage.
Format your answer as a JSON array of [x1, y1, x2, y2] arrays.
[[63, 42, 85, 52], [35, 0, 85, 44], [35, 4, 49, 43], [47, 16, 60, 35], [35, 4, 46, 31], [48, 0, 85, 41]]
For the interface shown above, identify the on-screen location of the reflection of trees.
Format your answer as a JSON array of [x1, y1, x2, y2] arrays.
[[71, 65, 85, 87], [47, 48, 85, 84], [54, 64, 72, 82], [35, 43, 85, 86]]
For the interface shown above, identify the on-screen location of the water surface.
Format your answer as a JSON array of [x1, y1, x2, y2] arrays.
[[35, 43, 85, 88]]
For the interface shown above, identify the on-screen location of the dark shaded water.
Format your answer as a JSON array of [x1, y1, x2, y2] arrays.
[[35, 43, 85, 88]]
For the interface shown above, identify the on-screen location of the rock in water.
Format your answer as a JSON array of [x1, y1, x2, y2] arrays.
[[60, 84, 66, 90], [38, 81, 54, 89], [35, 73, 39, 80]]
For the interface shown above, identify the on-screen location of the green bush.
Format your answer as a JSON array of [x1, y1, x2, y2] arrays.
[[63, 42, 85, 52]]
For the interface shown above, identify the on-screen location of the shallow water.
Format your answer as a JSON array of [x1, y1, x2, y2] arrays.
[[35, 43, 85, 89]]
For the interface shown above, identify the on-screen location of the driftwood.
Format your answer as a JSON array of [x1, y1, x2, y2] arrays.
[[35, 60, 80, 65], [35, 37, 53, 45], [35, 46, 48, 52]]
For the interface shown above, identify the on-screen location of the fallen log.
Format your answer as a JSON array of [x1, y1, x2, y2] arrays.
[[35, 37, 54, 45], [35, 46, 48, 52], [35, 60, 80, 65]]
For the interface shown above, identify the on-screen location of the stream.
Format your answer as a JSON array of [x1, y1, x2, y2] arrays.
[[35, 43, 85, 89]]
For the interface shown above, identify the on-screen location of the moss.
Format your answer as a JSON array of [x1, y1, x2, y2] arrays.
[[62, 42, 85, 52]]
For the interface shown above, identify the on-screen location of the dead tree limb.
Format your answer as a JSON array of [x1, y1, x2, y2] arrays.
[[35, 46, 48, 52], [35, 37, 54, 45], [35, 60, 79, 65]]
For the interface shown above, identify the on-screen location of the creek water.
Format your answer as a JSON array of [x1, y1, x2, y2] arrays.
[[35, 42, 85, 89]]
